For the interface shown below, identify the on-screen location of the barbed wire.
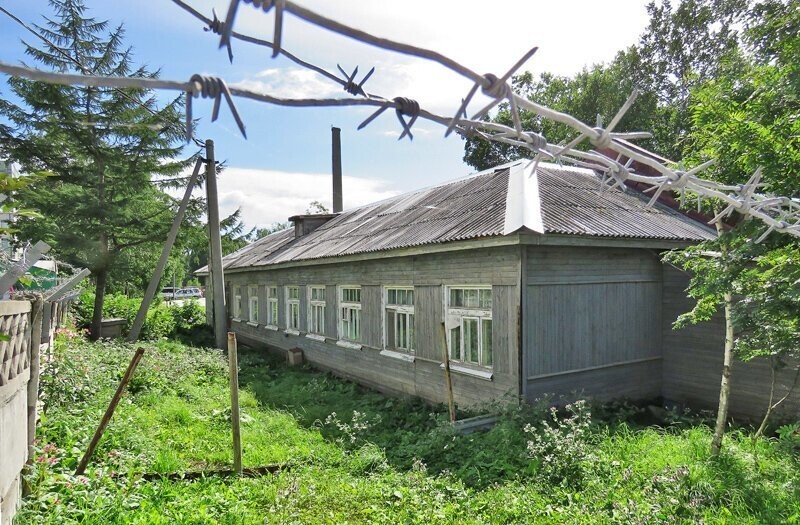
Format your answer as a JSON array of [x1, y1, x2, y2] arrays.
[[0, 0, 797, 243]]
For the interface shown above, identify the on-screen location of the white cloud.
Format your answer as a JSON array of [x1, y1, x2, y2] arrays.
[[236, 67, 342, 99], [212, 167, 399, 227]]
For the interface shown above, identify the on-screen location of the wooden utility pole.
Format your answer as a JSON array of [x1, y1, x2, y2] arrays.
[[228, 332, 243, 475], [206, 139, 227, 349], [128, 158, 204, 342]]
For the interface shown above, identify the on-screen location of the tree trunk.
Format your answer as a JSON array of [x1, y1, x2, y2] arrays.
[[90, 268, 107, 340], [711, 289, 734, 456], [754, 363, 800, 446]]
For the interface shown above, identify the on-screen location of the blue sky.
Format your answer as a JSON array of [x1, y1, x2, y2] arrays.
[[0, 0, 652, 228]]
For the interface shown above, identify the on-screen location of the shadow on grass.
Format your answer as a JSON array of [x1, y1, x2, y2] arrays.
[[236, 345, 534, 488], [236, 343, 800, 521]]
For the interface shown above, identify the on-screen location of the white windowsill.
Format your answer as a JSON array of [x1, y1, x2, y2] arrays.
[[336, 340, 362, 350], [380, 349, 415, 363], [441, 362, 493, 381], [284, 329, 301, 336], [231, 317, 242, 323], [264, 325, 279, 331], [246, 321, 259, 327], [306, 333, 326, 342]]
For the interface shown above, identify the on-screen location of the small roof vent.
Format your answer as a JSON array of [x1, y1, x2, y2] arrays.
[[288, 213, 338, 238]]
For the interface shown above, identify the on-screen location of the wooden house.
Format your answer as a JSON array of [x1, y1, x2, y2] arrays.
[[198, 160, 799, 420]]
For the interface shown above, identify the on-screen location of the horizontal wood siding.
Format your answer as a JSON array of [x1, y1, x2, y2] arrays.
[[257, 285, 267, 325], [414, 285, 443, 361], [492, 285, 518, 375], [361, 285, 382, 348], [277, 285, 286, 328], [298, 285, 308, 332], [325, 285, 338, 339], [226, 246, 521, 405], [524, 246, 662, 401], [662, 265, 800, 420]]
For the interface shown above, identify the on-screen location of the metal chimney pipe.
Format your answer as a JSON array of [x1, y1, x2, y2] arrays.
[[332, 126, 343, 213]]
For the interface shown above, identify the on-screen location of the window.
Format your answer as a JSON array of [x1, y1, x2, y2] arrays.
[[385, 287, 414, 352], [447, 286, 492, 367], [232, 286, 242, 319], [308, 286, 326, 335], [248, 285, 259, 323], [267, 286, 278, 327], [286, 286, 300, 330], [339, 286, 361, 342]]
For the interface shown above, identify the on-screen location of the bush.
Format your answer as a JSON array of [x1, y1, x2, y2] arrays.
[[525, 399, 596, 489], [73, 291, 207, 342]]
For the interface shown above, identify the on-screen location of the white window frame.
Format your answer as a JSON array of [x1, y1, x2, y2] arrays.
[[286, 286, 300, 332], [338, 286, 361, 343], [384, 286, 415, 353], [308, 285, 326, 337], [247, 285, 259, 325], [445, 286, 493, 368], [232, 285, 242, 320], [266, 286, 279, 329]]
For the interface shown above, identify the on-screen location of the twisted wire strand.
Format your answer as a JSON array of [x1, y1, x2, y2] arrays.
[[5, 0, 800, 241]]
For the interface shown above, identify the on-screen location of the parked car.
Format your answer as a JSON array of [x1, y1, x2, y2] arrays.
[[160, 287, 178, 300], [177, 287, 203, 299]]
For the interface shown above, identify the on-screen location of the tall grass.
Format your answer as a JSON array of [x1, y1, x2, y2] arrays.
[[17, 336, 800, 524]]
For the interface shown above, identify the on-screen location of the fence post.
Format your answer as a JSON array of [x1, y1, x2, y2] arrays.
[[26, 295, 44, 462], [75, 347, 146, 475], [440, 322, 456, 423], [227, 332, 242, 475]]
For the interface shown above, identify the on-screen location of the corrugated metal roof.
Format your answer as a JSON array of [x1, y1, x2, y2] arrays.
[[199, 161, 715, 273]]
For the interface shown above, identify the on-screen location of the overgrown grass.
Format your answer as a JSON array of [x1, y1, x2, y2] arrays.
[[17, 336, 800, 524]]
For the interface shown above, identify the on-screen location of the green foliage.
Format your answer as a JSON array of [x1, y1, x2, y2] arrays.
[[525, 400, 596, 489], [18, 337, 800, 523], [0, 0, 192, 333], [664, 223, 800, 364], [72, 289, 207, 342], [463, 0, 751, 170]]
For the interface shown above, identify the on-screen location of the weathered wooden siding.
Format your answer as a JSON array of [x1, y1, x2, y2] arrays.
[[524, 246, 662, 402], [662, 265, 800, 420], [226, 246, 521, 406]]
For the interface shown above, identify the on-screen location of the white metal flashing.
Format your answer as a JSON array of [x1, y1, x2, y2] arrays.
[[503, 160, 544, 235]]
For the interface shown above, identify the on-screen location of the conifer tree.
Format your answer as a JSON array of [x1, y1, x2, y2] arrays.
[[0, 0, 189, 338]]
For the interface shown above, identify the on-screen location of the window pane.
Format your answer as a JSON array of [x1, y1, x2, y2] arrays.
[[464, 318, 479, 363], [464, 289, 479, 308], [386, 310, 395, 349], [480, 289, 492, 309], [397, 311, 407, 349], [450, 288, 463, 307], [450, 326, 461, 360], [408, 314, 415, 351], [482, 319, 492, 366], [407, 290, 414, 305]]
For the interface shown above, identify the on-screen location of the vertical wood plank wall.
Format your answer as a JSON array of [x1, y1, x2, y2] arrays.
[[227, 246, 521, 406], [524, 246, 663, 402], [662, 265, 800, 420]]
